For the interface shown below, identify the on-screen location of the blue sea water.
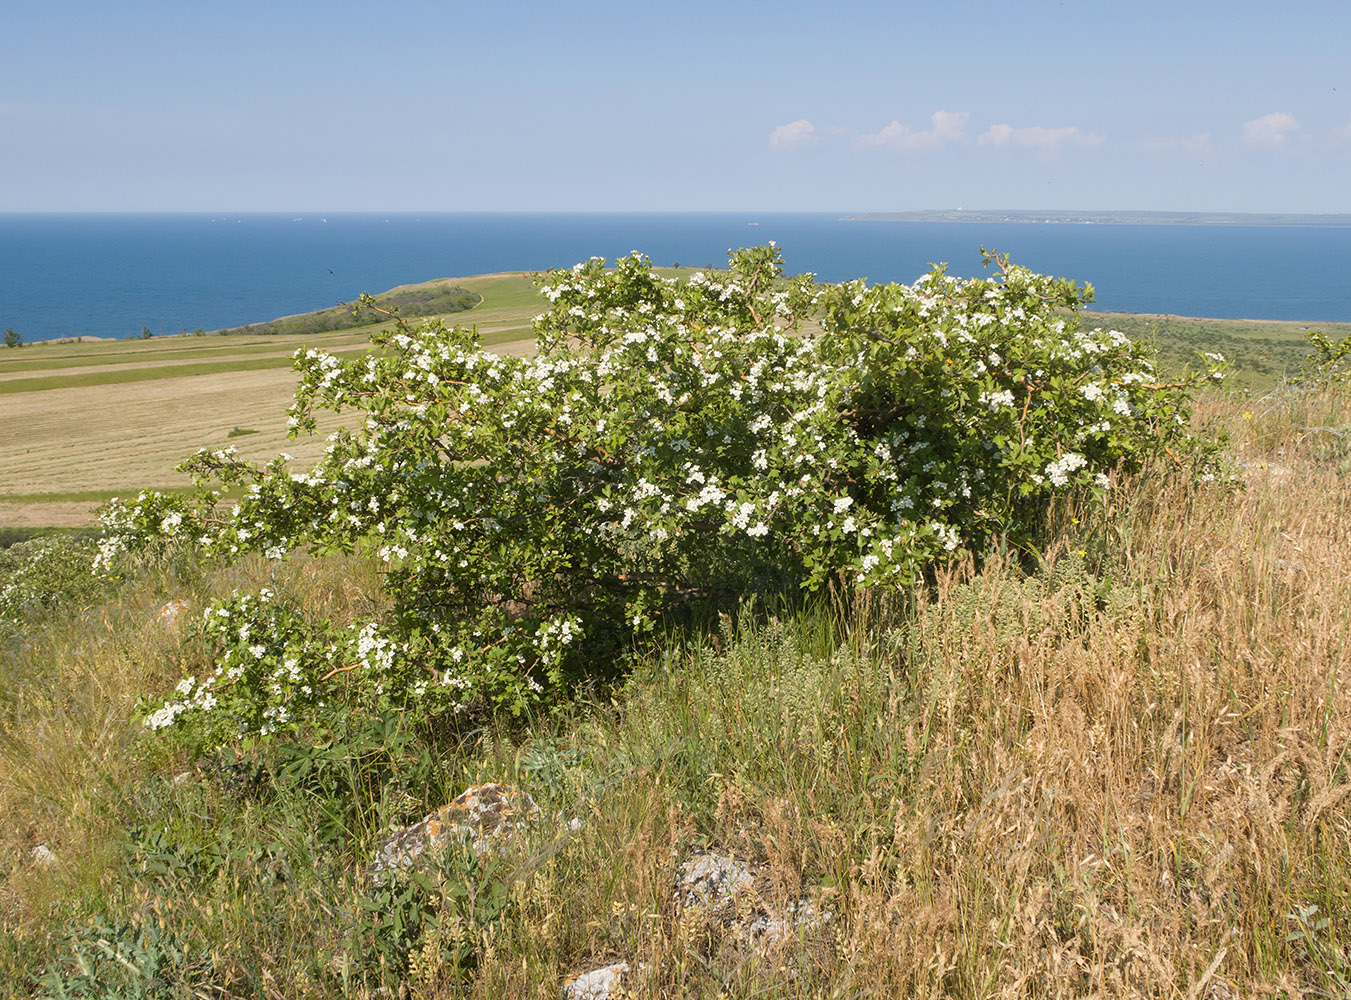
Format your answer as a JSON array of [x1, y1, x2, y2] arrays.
[[2, 213, 1350, 342]]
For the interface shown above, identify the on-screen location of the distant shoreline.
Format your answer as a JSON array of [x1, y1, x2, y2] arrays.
[[844, 210, 1351, 228]]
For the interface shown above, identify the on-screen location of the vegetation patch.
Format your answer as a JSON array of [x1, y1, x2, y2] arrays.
[[213, 283, 480, 338], [1085, 310, 1351, 391]]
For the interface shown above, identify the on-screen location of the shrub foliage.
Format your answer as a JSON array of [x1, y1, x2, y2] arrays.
[[98, 245, 1222, 735]]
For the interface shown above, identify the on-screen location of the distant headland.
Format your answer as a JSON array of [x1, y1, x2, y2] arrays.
[[844, 210, 1351, 227]]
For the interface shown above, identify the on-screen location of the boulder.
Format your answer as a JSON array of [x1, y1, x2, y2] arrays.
[[674, 850, 828, 950], [673, 851, 753, 916], [561, 849, 830, 997], [368, 783, 539, 882]]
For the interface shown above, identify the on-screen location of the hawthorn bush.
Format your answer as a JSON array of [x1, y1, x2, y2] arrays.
[[99, 245, 1222, 736]]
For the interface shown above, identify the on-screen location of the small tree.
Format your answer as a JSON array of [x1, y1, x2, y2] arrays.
[[139, 326, 154, 340], [3, 328, 20, 348]]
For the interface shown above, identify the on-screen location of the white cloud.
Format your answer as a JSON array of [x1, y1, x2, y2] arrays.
[[1141, 132, 1212, 155], [1242, 112, 1300, 148], [857, 110, 969, 151], [978, 123, 1105, 153], [769, 119, 818, 151], [1331, 121, 1351, 143]]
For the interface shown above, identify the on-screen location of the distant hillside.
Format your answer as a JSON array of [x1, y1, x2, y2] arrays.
[[214, 281, 481, 337], [845, 209, 1351, 227]]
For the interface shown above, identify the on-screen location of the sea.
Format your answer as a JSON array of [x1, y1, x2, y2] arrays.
[[2, 213, 1350, 342]]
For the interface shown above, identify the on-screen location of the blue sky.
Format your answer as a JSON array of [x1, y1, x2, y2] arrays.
[[3, 0, 1349, 212]]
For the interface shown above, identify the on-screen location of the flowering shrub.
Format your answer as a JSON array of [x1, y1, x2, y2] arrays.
[[102, 245, 1222, 735], [1299, 330, 1351, 385], [1, 534, 104, 638]]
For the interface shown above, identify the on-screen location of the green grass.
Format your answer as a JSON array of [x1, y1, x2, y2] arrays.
[[0, 336, 372, 374], [0, 490, 136, 504], [0, 486, 243, 506], [1084, 310, 1351, 392]]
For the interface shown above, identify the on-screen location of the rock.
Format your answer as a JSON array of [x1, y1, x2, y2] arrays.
[[673, 851, 753, 916], [674, 850, 828, 952], [368, 783, 539, 881], [561, 961, 630, 1000], [31, 843, 58, 869], [557, 849, 831, 997]]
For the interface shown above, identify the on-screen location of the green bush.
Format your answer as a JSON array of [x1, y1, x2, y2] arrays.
[[216, 284, 479, 338], [1299, 330, 1351, 385], [353, 846, 509, 987], [100, 245, 1222, 737]]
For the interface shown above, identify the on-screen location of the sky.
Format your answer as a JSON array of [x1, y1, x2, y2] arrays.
[[2, 0, 1349, 213]]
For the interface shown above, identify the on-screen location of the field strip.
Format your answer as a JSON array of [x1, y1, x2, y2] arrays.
[[0, 345, 352, 383], [0, 335, 376, 375], [2, 368, 343, 495], [0, 349, 373, 394], [0, 502, 109, 529]]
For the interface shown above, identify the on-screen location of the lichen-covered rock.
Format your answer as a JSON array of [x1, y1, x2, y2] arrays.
[[368, 783, 538, 881], [561, 961, 630, 1000], [673, 851, 753, 916], [555, 850, 833, 997]]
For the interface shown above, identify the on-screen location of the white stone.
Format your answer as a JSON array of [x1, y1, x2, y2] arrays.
[[561, 961, 629, 1000], [674, 851, 753, 913]]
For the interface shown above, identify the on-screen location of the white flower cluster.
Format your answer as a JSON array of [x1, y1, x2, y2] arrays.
[[1045, 452, 1088, 487], [979, 388, 1015, 411]]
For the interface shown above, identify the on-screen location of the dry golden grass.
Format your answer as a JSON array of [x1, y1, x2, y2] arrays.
[[513, 388, 1351, 999]]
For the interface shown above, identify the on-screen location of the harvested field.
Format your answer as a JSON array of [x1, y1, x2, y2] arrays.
[[0, 272, 545, 527]]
